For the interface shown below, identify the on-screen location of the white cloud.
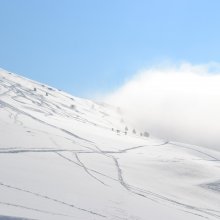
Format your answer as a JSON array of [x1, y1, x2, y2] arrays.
[[106, 62, 220, 151]]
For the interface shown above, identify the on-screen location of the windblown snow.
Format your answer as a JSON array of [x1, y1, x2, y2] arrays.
[[0, 69, 219, 220]]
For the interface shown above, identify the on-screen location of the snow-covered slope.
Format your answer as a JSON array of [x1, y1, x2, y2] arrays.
[[0, 69, 219, 220]]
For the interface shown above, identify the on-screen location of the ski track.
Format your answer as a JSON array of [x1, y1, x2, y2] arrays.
[[0, 182, 106, 218], [0, 79, 113, 130], [1, 142, 219, 218], [109, 156, 220, 219], [0, 99, 93, 145], [169, 142, 220, 161], [55, 152, 117, 182], [74, 153, 108, 186], [0, 201, 74, 218]]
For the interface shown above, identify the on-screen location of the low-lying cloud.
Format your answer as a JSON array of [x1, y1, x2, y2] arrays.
[[106, 62, 220, 151]]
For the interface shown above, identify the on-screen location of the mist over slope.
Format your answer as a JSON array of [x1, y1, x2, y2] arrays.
[[106, 62, 220, 151], [0, 68, 220, 220]]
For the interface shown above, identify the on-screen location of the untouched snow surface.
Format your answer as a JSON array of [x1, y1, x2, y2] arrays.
[[0, 69, 219, 220]]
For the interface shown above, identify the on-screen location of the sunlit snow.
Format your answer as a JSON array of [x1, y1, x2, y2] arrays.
[[0, 69, 219, 220]]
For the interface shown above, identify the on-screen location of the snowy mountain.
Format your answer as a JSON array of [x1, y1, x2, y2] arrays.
[[0, 69, 219, 220]]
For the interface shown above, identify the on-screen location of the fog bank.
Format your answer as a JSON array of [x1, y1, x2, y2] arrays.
[[106, 62, 220, 151]]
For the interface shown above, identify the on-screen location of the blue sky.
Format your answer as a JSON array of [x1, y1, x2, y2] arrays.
[[0, 0, 220, 97]]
